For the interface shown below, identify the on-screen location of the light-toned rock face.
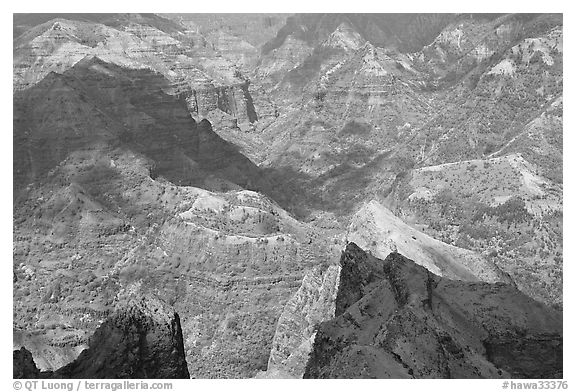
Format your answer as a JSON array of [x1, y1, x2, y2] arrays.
[[261, 242, 381, 379], [322, 22, 365, 51], [13, 330, 88, 372], [348, 200, 509, 283], [264, 265, 341, 378], [255, 36, 314, 87]]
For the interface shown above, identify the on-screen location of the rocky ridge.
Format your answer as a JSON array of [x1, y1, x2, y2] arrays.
[[13, 14, 261, 129], [14, 295, 190, 379], [278, 243, 563, 378], [244, 14, 562, 217], [348, 200, 511, 283], [13, 13, 563, 379]]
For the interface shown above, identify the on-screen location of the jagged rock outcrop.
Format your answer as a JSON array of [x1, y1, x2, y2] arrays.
[[300, 243, 562, 378], [13, 329, 89, 372], [261, 265, 340, 378], [13, 347, 41, 379], [14, 296, 190, 379], [12, 13, 563, 380], [261, 243, 383, 378]]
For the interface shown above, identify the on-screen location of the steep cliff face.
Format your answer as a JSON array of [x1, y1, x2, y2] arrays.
[[261, 265, 340, 378], [14, 296, 190, 379], [13, 14, 260, 128], [13, 13, 563, 380], [13, 57, 270, 194], [301, 244, 562, 379], [187, 81, 258, 124], [261, 243, 394, 378]]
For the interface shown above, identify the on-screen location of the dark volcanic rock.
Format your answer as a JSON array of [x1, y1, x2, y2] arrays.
[[13, 347, 41, 379], [302, 243, 562, 379], [483, 334, 563, 379], [14, 296, 190, 379], [335, 242, 382, 316]]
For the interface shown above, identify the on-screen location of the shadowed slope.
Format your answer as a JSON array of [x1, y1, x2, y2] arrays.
[[13, 56, 271, 194]]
